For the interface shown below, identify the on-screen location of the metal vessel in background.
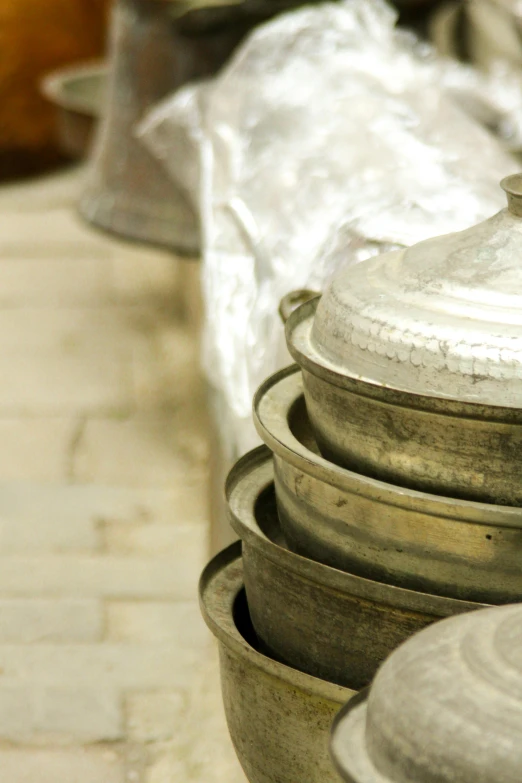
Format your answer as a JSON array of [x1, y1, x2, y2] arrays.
[[226, 445, 485, 690], [330, 602, 522, 782], [467, 0, 522, 69], [253, 365, 522, 603], [80, 0, 324, 252], [79, 0, 252, 253], [286, 176, 522, 506], [427, 0, 522, 71], [199, 542, 353, 783], [41, 62, 106, 160]]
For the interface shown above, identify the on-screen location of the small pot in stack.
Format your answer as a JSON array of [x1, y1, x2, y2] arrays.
[[226, 444, 484, 690]]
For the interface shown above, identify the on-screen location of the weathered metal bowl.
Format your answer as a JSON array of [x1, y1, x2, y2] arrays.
[[41, 62, 106, 159], [253, 365, 522, 603], [330, 603, 522, 783], [226, 445, 484, 690], [199, 542, 353, 783], [286, 177, 522, 506]]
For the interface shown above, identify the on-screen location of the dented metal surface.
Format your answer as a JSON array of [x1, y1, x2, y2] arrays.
[[253, 366, 522, 603]]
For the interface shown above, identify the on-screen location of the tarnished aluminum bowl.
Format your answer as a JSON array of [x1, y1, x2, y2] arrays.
[[199, 543, 353, 783], [227, 446, 484, 690], [253, 365, 522, 603], [288, 298, 522, 508], [41, 62, 106, 159], [330, 603, 522, 783], [286, 178, 522, 506]]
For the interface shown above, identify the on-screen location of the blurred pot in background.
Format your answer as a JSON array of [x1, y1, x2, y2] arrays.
[[0, 0, 110, 179], [79, 0, 251, 253], [41, 62, 106, 161]]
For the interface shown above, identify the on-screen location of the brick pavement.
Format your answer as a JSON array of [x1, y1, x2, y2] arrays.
[[0, 166, 246, 782]]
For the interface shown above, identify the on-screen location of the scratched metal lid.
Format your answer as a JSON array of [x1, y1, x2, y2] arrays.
[[288, 174, 522, 408], [330, 603, 522, 782]]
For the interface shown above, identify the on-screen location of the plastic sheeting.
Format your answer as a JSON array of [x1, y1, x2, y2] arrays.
[[140, 0, 519, 458]]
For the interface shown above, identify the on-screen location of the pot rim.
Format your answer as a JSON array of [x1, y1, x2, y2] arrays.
[[286, 297, 522, 420], [41, 61, 106, 116], [199, 542, 352, 703], [226, 445, 487, 616], [253, 365, 522, 528], [330, 691, 388, 783]]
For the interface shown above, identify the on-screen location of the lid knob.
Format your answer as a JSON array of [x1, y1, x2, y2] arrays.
[[501, 173, 522, 216]]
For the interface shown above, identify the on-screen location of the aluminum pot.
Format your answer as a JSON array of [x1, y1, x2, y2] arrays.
[[41, 62, 106, 160], [80, 0, 253, 252], [226, 445, 484, 690], [199, 542, 353, 783], [330, 603, 522, 783], [286, 176, 522, 506], [253, 365, 522, 603]]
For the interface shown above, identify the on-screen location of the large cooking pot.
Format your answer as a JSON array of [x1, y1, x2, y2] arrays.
[[199, 543, 353, 783], [330, 602, 522, 783], [226, 445, 484, 690], [286, 175, 522, 506], [253, 365, 522, 603]]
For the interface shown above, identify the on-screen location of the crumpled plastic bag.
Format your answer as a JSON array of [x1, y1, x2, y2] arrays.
[[139, 0, 519, 458]]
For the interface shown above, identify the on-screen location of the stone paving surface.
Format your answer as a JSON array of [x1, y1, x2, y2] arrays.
[[0, 166, 247, 782]]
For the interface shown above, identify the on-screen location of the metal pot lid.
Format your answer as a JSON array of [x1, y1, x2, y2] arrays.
[[288, 175, 522, 408], [330, 603, 522, 783]]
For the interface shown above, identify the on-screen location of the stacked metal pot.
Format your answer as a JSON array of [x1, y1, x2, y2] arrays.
[[200, 174, 522, 783]]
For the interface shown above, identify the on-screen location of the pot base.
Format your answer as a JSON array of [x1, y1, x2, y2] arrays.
[[200, 543, 352, 783]]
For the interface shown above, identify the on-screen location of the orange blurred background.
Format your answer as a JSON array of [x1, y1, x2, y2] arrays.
[[0, 0, 110, 179]]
